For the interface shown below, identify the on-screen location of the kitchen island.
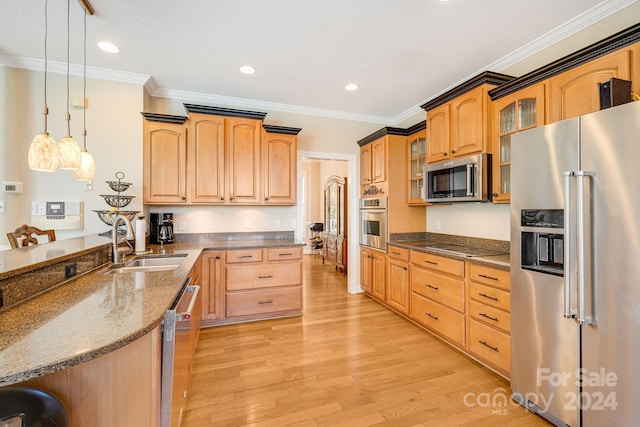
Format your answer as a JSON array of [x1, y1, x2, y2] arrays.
[[0, 233, 303, 426]]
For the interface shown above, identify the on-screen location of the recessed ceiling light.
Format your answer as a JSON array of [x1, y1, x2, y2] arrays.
[[240, 65, 256, 75], [345, 83, 359, 91], [97, 41, 120, 54]]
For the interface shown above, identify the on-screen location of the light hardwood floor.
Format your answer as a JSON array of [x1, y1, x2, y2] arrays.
[[182, 255, 550, 426]]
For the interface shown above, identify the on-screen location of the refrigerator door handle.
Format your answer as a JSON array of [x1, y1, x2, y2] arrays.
[[563, 171, 577, 319], [576, 170, 594, 325]]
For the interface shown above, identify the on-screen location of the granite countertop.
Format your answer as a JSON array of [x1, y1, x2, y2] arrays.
[[388, 237, 510, 271], [0, 236, 304, 387]]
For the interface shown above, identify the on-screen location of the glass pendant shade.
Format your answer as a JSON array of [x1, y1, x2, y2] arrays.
[[28, 133, 59, 172], [73, 150, 95, 181], [57, 136, 82, 169]]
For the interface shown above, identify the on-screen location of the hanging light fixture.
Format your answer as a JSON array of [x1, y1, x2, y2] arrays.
[[28, 0, 59, 172], [74, 8, 95, 181], [58, 0, 82, 170]]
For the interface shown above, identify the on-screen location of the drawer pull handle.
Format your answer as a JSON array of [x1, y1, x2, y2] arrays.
[[479, 340, 499, 352], [426, 312, 438, 320], [279, 253, 293, 256], [258, 275, 273, 279], [425, 260, 438, 265], [239, 255, 254, 259], [426, 284, 439, 291], [479, 312, 499, 322], [479, 293, 499, 302], [259, 300, 274, 304], [479, 274, 498, 281]]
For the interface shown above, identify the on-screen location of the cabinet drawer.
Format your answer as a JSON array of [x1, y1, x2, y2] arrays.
[[226, 249, 263, 264], [411, 266, 464, 312], [468, 281, 510, 312], [325, 238, 337, 250], [468, 318, 510, 374], [226, 286, 301, 317], [469, 300, 511, 333], [226, 263, 301, 290], [469, 263, 510, 291], [267, 247, 302, 261], [388, 246, 409, 262], [410, 251, 464, 277], [410, 292, 464, 347]]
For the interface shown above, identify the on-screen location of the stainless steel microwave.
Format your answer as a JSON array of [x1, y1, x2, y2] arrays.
[[423, 153, 491, 203]]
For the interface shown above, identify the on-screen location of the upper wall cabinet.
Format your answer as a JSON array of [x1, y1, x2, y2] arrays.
[[490, 83, 546, 203], [262, 125, 300, 205], [143, 105, 300, 206], [422, 72, 515, 164], [142, 113, 188, 204], [406, 122, 426, 205], [548, 49, 631, 122]]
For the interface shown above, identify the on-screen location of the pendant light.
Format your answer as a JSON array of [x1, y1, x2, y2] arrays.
[[28, 0, 59, 172], [74, 8, 95, 181], [58, 0, 82, 170]]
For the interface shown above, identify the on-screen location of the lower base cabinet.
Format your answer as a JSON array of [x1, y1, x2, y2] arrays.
[[201, 246, 303, 326], [364, 247, 511, 378]]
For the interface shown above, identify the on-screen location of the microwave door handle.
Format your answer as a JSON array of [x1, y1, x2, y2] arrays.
[[466, 164, 473, 196]]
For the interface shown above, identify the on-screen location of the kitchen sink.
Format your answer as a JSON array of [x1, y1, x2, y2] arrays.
[[103, 254, 187, 274]]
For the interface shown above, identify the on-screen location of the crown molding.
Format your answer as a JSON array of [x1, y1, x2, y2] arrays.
[[150, 87, 392, 125], [0, 55, 150, 85]]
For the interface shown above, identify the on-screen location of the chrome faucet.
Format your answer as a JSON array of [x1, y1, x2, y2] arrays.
[[112, 214, 135, 264]]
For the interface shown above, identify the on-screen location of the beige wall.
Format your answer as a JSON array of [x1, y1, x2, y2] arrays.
[[0, 67, 143, 249]]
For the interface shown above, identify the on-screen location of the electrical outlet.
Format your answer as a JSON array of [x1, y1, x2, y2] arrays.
[[245, 219, 252, 229], [178, 220, 186, 231], [275, 219, 281, 228], [290, 219, 296, 229], [0, 200, 4, 214], [65, 263, 78, 279], [84, 181, 93, 191], [435, 220, 442, 231]]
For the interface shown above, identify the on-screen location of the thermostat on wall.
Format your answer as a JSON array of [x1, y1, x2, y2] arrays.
[[3, 181, 23, 194]]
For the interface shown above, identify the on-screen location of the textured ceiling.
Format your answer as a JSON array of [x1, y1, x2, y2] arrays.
[[0, 0, 636, 123]]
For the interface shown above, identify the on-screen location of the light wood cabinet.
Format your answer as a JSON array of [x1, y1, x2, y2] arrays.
[[387, 246, 410, 315], [427, 85, 491, 162], [548, 49, 631, 122], [262, 127, 298, 205], [465, 263, 511, 376], [144, 107, 299, 206], [406, 125, 427, 205], [188, 114, 225, 203], [142, 115, 188, 204], [201, 251, 225, 325], [224, 247, 302, 322], [359, 137, 387, 190], [360, 247, 386, 302], [322, 176, 347, 274], [226, 117, 261, 204], [491, 83, 546, 203], [425, 81, 506, 164], [409, 250, 465, 348]]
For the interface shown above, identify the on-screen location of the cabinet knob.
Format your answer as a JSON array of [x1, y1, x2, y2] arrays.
[[181, 197, 186, 200], [492, 193, 498, 197], [215, 255, 220, 260], [443, 152, 448, 157], [451, 149, 456, 154], [221, 197, 225, 201], [403, 267, 408, 271]]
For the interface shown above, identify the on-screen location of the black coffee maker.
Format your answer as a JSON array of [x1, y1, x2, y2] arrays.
[[150, 213, 174, 244]]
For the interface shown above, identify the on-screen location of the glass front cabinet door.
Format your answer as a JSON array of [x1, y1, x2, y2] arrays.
[[407, 129, 427, 205], [491, 83, 546, 203]]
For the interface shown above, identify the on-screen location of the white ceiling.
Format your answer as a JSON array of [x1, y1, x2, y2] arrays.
[[0, 0, 636, 124]]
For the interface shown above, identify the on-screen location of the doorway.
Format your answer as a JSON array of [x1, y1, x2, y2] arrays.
[[297, 150, 360, 294]]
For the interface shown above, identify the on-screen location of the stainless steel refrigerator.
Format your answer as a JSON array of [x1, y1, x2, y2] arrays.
[[510, 100, 640, 426]]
